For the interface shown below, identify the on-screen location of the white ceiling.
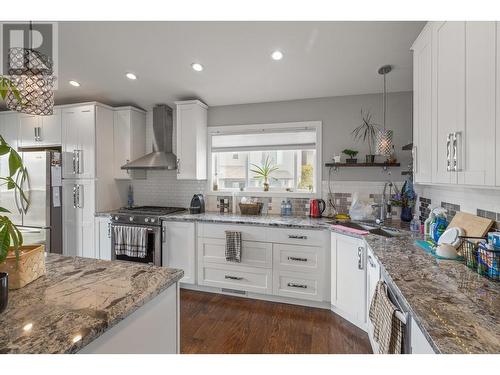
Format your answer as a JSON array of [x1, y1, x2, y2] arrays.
[[51, 21, 425, 110]]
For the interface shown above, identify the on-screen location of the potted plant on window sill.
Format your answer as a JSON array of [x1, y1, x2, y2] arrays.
[[352, 109, 380, 163], [342, 149, 359, 164], [250, 155, 279, 192]]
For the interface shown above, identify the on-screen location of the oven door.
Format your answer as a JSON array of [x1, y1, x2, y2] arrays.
[[110, 223, 162, 266]]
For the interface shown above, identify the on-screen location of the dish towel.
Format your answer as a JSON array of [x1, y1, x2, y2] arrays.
[[369, 280, 404, 354], [113, 225, 148, 258], [225, 230, 242, 263]]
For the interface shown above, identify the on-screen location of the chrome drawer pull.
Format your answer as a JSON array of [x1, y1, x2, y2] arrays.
[[288, 235, 308, 240], [225, 275, 243, 281], [288, 256, 308, 262], [287, 282, 307, 289], [367, 255, 376, 268]]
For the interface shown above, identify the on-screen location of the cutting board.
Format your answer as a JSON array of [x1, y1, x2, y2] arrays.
[[448, 212, 494, 238]]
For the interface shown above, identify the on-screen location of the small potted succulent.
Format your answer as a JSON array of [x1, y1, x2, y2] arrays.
[[342, 149, 359, 164]]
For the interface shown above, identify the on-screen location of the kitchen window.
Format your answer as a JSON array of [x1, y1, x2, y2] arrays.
[[208, 122, 322, 195]]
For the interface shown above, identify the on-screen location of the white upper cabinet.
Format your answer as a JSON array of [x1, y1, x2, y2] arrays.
[[61, 105, 96, 179], [19, 108, 61, 147], [411, 24, 433, 183], [459, 22, 496, 186], [431, 21, 465, 185], [113, 107, 146, 180], [175, 100, 208, 180]]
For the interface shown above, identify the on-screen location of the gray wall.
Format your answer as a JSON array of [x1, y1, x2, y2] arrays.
[[208, 91, 413, 181]]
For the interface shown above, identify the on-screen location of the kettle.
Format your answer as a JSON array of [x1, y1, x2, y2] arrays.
[[309, 199, 326, 218], [189, 194, 205, 214]]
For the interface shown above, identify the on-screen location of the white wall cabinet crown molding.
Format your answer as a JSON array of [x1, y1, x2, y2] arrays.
[[175, 100, 208, 180]]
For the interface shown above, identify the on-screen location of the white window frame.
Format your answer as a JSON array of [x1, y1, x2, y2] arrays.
[[207, 121, 322, 198]]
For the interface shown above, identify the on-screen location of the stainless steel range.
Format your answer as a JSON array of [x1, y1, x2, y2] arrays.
[[110, 206, 185, 266]]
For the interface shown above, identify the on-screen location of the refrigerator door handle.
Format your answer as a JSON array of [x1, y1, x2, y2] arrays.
[[72, 185, 78, 208], [14, 173, 23, 215], [20, 171, 30, 214], [77, 184, 83, 208]]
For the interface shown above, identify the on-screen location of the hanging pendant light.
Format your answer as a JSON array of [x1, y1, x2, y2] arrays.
[[5, 22, 55, 115], [376, 65, 393, 156]]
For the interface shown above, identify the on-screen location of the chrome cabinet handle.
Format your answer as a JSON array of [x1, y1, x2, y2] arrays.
[[72, 185, 78, 208], [288, 256, 308, 262], [225, 275, 243, 281], [76, 150, 82, 174], [34, 127, 38, 141], [107, 223, 111, 238], [72, 150, 77, 174], [77, 185, 82, 208], [368, 255, 376, 268], [288, 235, 308, 240], [176, 158, 180, 174], [126, 159, 130, 175], [452, 132, 461, 172], [37, 127, 42, 142], [287, 282, 307, 289], [358, 246, 364, 270], [446, 133, 452, 172], [412, 145, 417, 174]]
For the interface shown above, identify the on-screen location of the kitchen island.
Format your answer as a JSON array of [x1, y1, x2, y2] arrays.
[[0, 254, 183, 354]]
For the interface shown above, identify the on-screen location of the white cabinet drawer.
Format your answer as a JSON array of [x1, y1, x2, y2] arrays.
[[267, 227, 325, 246], [198, 238, 272, 268], [273, 243, 324, 273], [198, 223, 268, 242], [273, 270, 324, 301], [199, 263, 272, 294]]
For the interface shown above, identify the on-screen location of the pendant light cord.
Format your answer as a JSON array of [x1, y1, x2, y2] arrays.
[[383, 71, 386, 131]]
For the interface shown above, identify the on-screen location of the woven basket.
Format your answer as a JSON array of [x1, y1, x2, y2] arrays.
[[0, 245, 46, 289], [239, 202, 263, 215]]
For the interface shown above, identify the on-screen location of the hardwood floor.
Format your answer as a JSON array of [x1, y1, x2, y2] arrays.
[[180, 289, 372, 354]]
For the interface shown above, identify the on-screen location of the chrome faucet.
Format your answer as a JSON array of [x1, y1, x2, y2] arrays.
[[375, 180, 399, 224]]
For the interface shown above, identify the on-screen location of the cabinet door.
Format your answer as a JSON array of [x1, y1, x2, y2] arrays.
[[79, 179, 96, 258], [40, 108, 62, 146], [62, 109, 80, 178], [113, 110, 132, 179], [163, 221, 195, 284], [75, 106, 96, 179], [432, 21, 465, 184], [62, 180, 80, 256], [19, 114, 40, 147], [331, 233, 367, 330], [455, 22, 496, 186], [412, 24, 433, 183], [95, 217, 112, 260]]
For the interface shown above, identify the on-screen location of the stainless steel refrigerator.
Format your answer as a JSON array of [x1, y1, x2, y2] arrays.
[[0, 150, 62, 254]]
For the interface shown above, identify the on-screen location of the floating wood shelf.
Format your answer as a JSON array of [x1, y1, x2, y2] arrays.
[[325, 162, 401, 168], [402, 143, 413, 151]]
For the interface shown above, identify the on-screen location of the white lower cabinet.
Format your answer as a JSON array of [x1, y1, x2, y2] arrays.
[[95, 216, 112, 260], [331, 232, 367, 331], [366, 246, 381, 353], [199, 263, 273, 294], [162, 221, 196, 284]]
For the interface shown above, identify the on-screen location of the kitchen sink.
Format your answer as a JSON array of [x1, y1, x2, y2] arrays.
[[329, 220, 402, 238]]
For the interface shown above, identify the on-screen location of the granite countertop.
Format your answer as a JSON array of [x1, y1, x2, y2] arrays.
[[162, 212, 499, 353], [365, 232, 500, 354], [0, 254, 183, 354], [160, 212, 332, 230]]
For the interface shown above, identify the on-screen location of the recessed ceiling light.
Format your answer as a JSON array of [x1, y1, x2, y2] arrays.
[[271, 50, 283, 61], [126, 72, 137, 80], [69, 80, 80, 87], [191, 63, 204, 72]]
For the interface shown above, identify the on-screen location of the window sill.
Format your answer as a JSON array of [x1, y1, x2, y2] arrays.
[[205, 190, 321, 198]]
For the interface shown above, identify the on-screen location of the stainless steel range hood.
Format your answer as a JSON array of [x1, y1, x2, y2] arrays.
[[121, 104, 177, 170]]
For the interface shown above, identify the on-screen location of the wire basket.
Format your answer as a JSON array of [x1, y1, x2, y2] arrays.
[[239, 202, 263, 215], [458, 238, 480, 270], [477, 245, 500, 281]]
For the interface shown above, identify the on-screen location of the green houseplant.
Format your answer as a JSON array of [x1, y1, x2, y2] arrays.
[[342, 149, 359, 164], [250, 155, 279, 192], [352, 109, 380, 163]]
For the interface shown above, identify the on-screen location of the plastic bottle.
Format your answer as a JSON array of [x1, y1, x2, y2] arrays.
[[424, 211, 435, 238], [410, 214, 421, 233], [432, 215, 449, 243], [286, 199, 292, 216], [280, 200, 286, 216]]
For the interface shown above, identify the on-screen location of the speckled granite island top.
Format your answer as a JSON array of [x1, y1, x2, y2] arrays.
[[365, 232, 500, 354], [0, 254, 183, 354]]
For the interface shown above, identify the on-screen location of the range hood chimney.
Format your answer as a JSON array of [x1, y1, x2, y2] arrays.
[[121, 104, 177, 170]]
